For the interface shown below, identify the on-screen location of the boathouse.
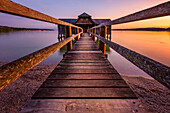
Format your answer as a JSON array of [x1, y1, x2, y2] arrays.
[[58, 12, 111, 37]]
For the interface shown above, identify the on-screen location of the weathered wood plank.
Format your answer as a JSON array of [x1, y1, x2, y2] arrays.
[[52, 69, 118, 74], [58, 62, 111, 66], [73, 48, 98, 51], [68, 51, 102, 54], [20, 99, 142, 113], [47, 74, 123, 80], [61, 59, 109, 63], [41, 80, 128, 87], [64, 55, 106, 59], [32, 88, 136, 98], [55, 65, 113, 69], [64, 54, 105, 58]]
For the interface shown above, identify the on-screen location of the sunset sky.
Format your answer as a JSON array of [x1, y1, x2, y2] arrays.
[[0, 0, 169, 29]]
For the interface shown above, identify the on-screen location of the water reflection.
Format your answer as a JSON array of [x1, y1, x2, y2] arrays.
[[111, 31, 170, 67], [0, 31, 64, 65]]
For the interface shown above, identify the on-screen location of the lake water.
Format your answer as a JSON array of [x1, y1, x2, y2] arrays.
[[0, 30, 169, 79], [106, 31, 170, 79], [111, 31, 170, 67], [0, 31, 64, 65]]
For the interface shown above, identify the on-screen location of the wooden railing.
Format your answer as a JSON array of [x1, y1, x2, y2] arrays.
[[0, 0, 83, 90], [88, 1, 170, 88]]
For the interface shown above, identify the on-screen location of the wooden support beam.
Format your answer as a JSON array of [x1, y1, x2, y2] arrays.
[[58, 25, 61, 38], [93, 28, 96, 41], [80, 29, 83, 37], [99, 26, 107, 54], [66, 26, 72, 51], [76, 28, 79, 41]]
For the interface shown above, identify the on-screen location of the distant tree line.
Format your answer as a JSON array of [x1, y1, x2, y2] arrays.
[[0, 26, 54, 33]]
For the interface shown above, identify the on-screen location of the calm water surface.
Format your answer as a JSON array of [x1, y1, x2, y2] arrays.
[[0, 31, 64, 65], [111, 31, 170, 67], [0, 30, 169, 79]]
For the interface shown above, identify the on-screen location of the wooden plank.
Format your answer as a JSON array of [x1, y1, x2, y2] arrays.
[[63, 57, 106, 60], [58, 62, 111, 66], [72, 47, 98, 49], [52, 69, 118, 74], [55, 65, 113, 69], [74, 43, 95, 44], [68, 51, 102, 54], [61, 59, 109, 63], [32, 88, 137, 98], [47, 74, 123, 80], [73, 45, 98, 47], [41, 80, 128, 87], [70, 48, 99, 50], [64, 55, 105, 59], [64, 54, 105, 57], [20, 99, 142, 113], [64, 53, 104, 55]]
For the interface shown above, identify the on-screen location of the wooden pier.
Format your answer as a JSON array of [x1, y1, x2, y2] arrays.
[[0, 1, 170, 112], [32, 33, 136, 99], [20, 33, 137, 112]]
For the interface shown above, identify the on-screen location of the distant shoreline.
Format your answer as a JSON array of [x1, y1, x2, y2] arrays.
[[0, 26, 54, 33], [112, 28, 170, 31]]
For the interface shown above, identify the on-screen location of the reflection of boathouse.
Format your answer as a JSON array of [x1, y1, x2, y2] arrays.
[[58, 12, 111, 38]]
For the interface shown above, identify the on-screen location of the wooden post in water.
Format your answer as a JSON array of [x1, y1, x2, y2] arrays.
[[76, 28, 79, 41], [66, 26, 72, 51], [99, 26, 107, 54], [81, 29, 83, 37], [93, 28, 96, 41], [60, 25, 63, 40], [58, 25, 61, 41]]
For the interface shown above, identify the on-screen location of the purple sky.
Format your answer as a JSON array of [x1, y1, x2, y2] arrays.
[[0, 0, 169, 28]]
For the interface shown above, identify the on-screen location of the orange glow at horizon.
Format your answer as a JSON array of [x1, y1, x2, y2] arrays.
[[112, 16, 170, 29]]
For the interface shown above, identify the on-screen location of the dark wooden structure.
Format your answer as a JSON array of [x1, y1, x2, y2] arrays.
[[74, 13, 95, 32], [58, 12, 111, 39]]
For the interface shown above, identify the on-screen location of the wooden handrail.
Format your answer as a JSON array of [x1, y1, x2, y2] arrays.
[[89, 1, 170, 29], [89, 32, 170, 89], [0, 32, 83, 90], [0, 0, 82, 30]]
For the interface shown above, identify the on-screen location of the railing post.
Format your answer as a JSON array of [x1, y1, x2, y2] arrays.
[[65, 26, 72, 51], [99, 26, 107, 54], [93, 28, 96, 41], [80, 29, 83, 37], [76, 28, 79, 41]]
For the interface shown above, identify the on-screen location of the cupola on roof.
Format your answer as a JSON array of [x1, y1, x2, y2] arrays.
[[78, 12, 91, 18]]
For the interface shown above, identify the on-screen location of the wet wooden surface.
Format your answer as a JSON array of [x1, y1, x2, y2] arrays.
[[20, 33, 138, 112]]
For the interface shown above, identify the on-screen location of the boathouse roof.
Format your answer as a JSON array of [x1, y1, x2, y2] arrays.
[[59, 19, 111, 25], [78, 12, 91, 18]]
